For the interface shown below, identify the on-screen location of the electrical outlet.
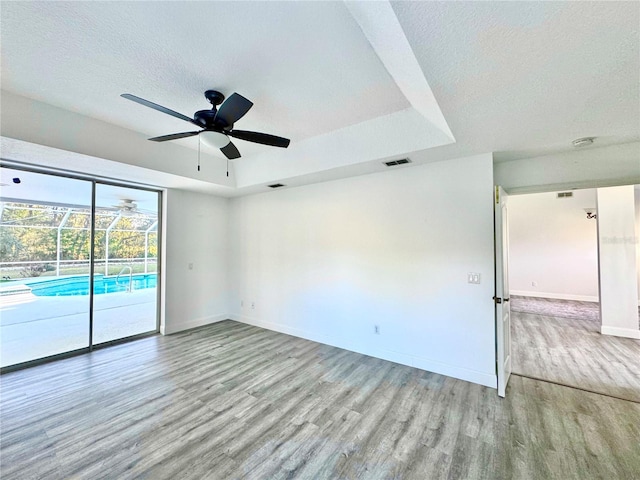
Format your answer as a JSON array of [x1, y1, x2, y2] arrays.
[[188, 263, 194, 270], [241, 300, 244, 307], [532, 281, 537, 287], [374, 325, 380, 335], [251, 302, 256, 310]]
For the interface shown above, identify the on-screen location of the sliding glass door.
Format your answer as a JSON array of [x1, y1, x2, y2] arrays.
[[0, 168, 92, 367], [0, 166, 160, 370], [92, 184, 159, 344]]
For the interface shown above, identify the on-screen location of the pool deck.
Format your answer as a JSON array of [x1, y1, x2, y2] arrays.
[[0, 289, 157, 367]]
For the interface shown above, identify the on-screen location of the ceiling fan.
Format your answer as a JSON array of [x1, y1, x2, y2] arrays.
[[120, 90, 290, 159]]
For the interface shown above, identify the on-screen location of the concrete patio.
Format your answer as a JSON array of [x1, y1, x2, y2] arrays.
[[0, 289, 157, 367]]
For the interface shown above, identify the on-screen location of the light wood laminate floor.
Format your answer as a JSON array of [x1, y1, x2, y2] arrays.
[[512, 310, 640, 403], [2, 320, 639, 479]]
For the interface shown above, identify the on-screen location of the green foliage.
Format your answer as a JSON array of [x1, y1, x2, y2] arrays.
[[0, 228, 21, 261], [0, 204, 158, 266], [0, 226, 57, 261], [1, 204, 60, 262]]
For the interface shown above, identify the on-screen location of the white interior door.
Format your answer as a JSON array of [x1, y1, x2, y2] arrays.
[[495, 185, 512, 397]]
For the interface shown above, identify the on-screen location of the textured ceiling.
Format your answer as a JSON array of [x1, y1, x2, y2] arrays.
[[0, 1, 410, 157], [392, 1, 640, 162], [1, 1, 638, 193]]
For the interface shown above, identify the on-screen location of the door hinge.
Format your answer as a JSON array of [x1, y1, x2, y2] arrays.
[[495, 186, 499, 204]]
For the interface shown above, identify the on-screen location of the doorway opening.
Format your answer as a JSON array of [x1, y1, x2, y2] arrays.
[[506, 186, 640, 402]]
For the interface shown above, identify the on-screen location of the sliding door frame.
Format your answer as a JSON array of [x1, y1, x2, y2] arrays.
[[89, 181, 97, 351], [0, 161, 162, 373]]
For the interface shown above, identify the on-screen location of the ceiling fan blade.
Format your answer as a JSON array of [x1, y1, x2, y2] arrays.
[[148, 131, 201, 142], [220, 141, 241, 160], [228, 130, 290, 148], [214, 93, 253, 127], [121, 94, 199, 126]]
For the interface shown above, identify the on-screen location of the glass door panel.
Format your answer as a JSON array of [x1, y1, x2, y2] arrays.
[[92, 184, 159, 344], [0, 167, 91, 367]]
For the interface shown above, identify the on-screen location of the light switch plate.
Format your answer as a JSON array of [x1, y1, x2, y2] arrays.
[[468, 272, 481, 284]]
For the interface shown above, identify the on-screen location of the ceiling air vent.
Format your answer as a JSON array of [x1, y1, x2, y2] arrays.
[[556, 192, 573, 198], [268, 183, 285, 189], [384, 158, 411, 167]]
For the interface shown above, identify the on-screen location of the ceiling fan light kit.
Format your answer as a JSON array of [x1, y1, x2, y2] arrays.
[[120, 90, 290, 161], [200, 131, 230, 149]]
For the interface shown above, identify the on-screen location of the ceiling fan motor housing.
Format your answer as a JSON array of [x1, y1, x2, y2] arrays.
[[194, 90, 231, 129], [194, 109, 220, 128]]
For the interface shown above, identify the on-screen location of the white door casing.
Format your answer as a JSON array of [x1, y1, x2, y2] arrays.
[[495, 186, 512, 397]]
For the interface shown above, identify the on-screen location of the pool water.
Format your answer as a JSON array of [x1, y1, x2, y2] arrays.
[[28, 274, 157, 296]]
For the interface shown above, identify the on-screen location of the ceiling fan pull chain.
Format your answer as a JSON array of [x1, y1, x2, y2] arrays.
[[227, 158, 229, 177], [198, 136, 201, 172]]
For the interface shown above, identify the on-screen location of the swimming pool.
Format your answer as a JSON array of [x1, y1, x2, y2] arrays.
[[27, 274, 157, 297]]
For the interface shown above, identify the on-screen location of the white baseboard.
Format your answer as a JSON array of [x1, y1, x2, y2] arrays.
[[230, 313, 497, 389], [601, 325, 640, 340], [162, 313, 228, 335], [510, 290, 599, 303]]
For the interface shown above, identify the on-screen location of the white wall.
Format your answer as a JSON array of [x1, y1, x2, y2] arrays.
[[162, 189, 230, 334], [597, 185, 640, 339], [508, 189, 599, 301], [228, 153, 497, 387]]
